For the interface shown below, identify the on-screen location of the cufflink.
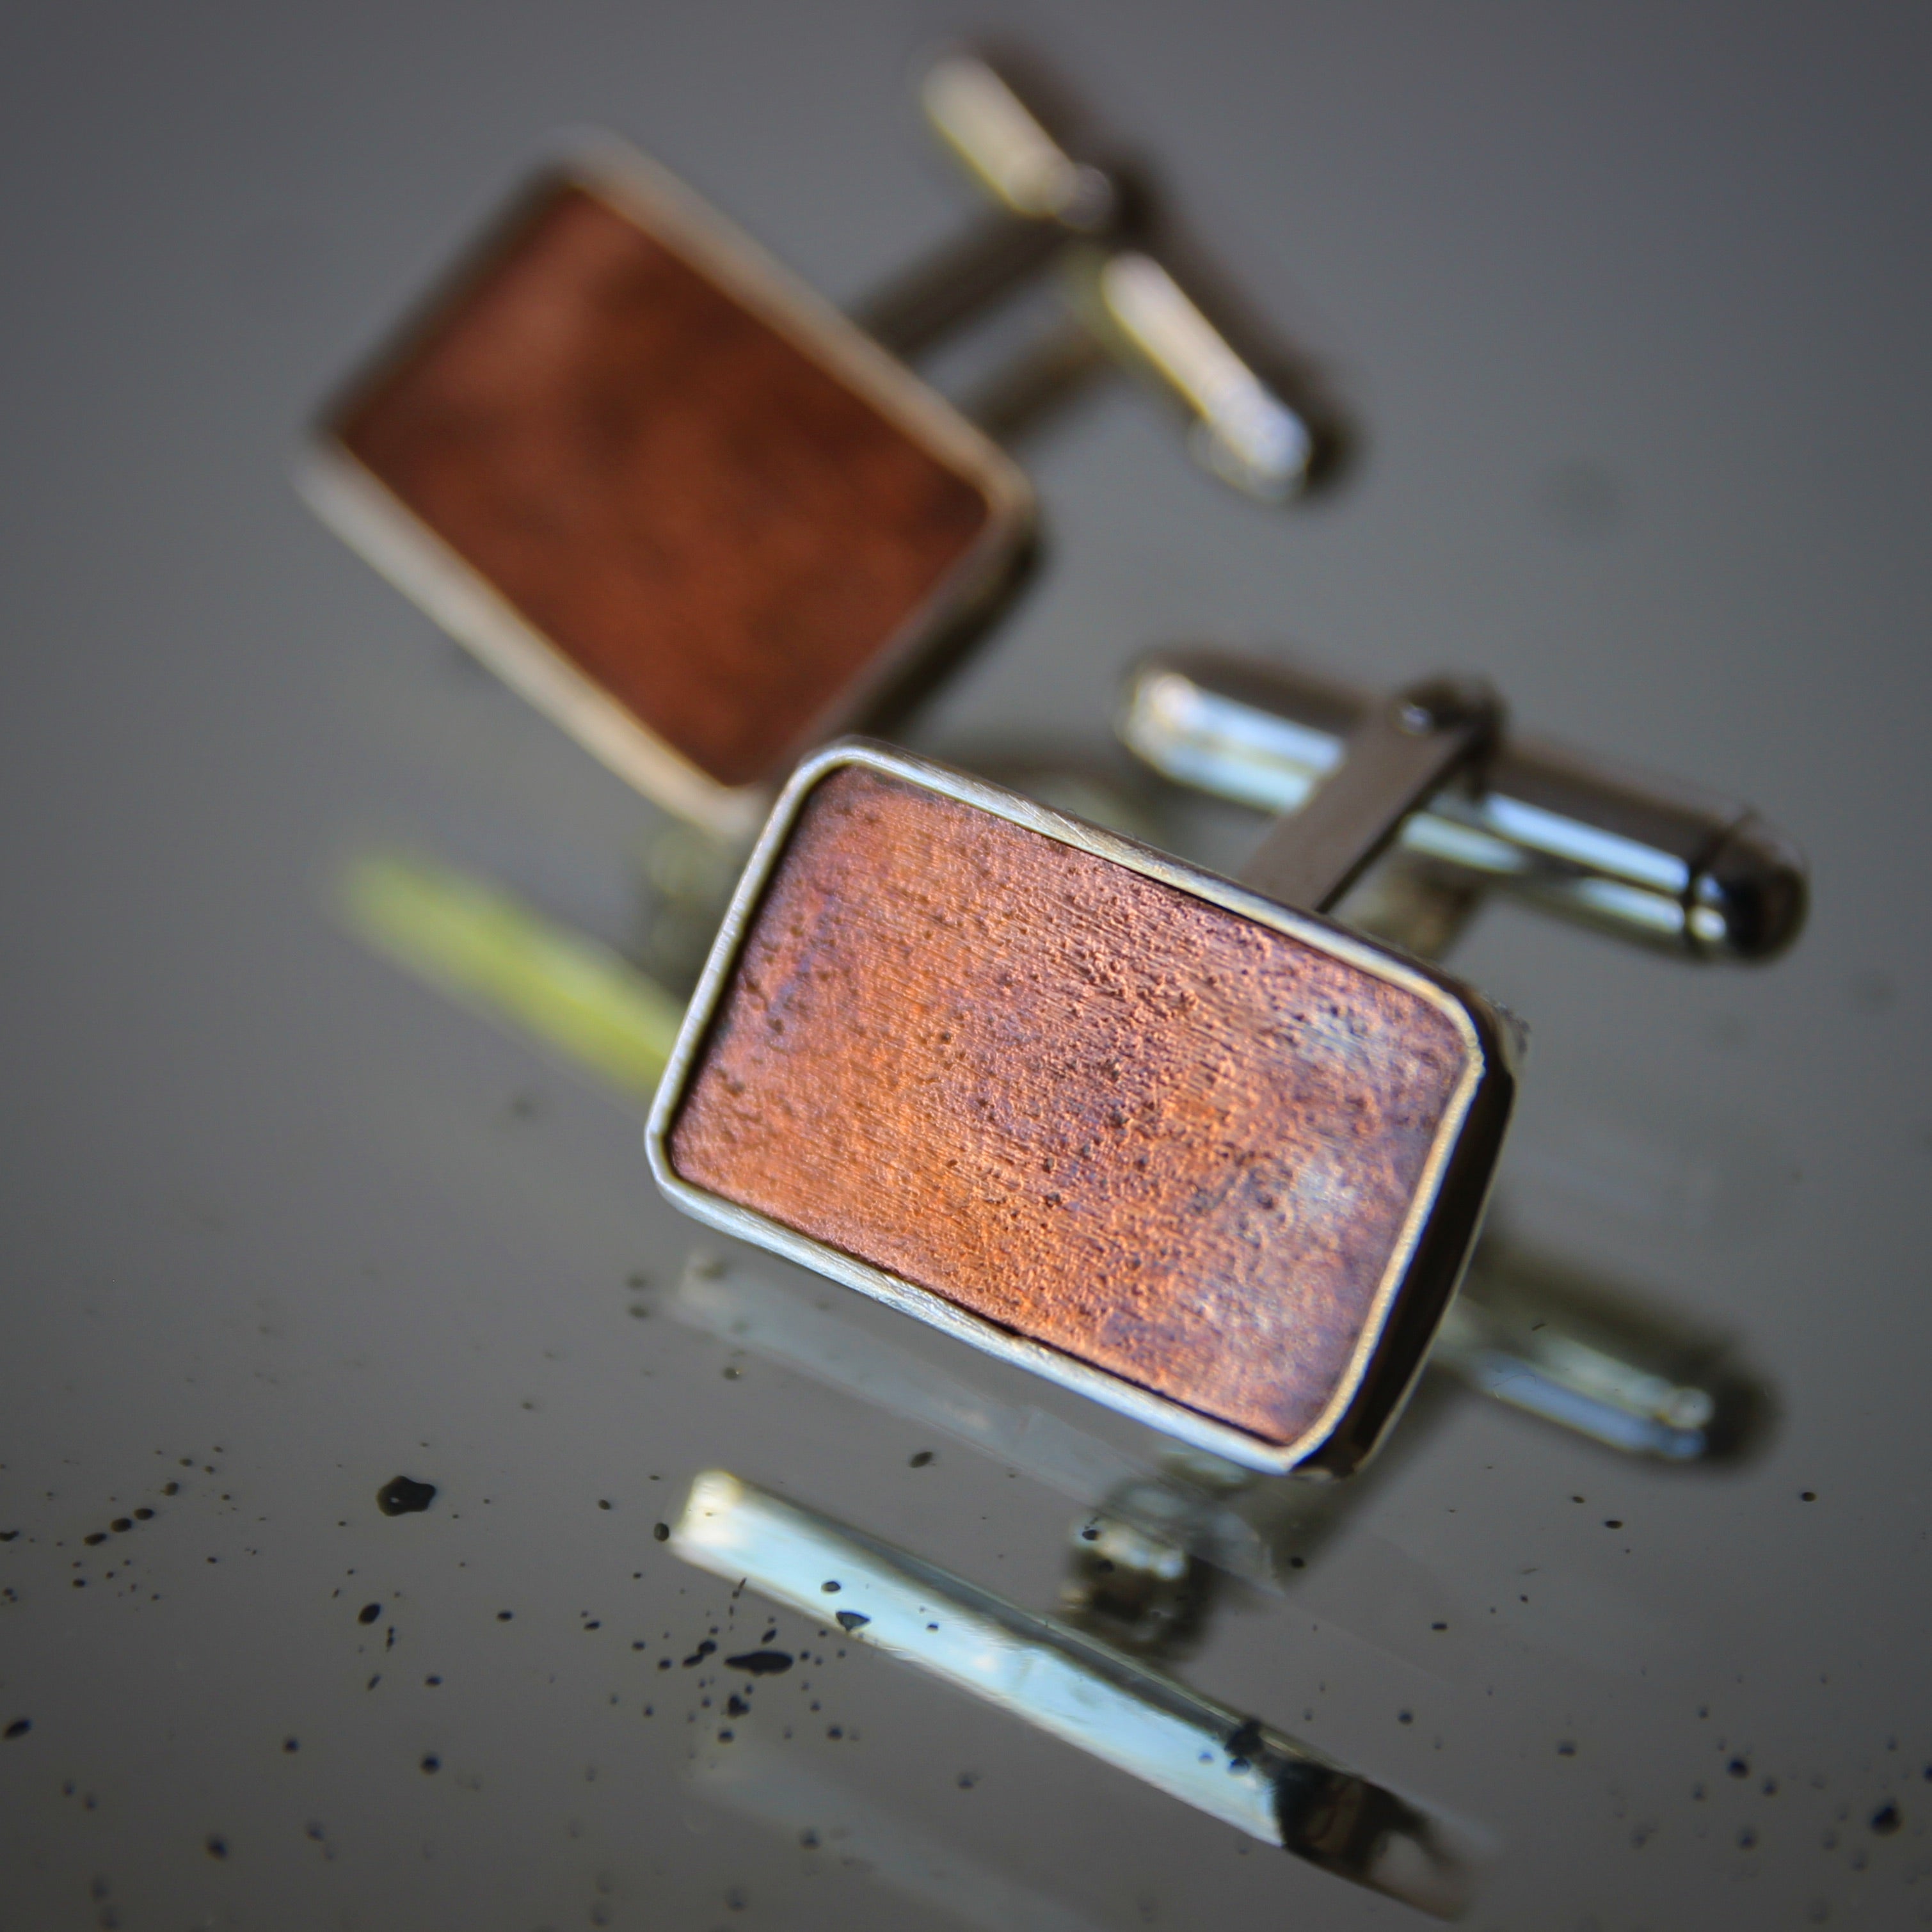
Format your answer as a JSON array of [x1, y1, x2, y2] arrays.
[[300, 50, 1332, 840], [647, 661, 1806, 1479], [647, 674, 1523, 1478]]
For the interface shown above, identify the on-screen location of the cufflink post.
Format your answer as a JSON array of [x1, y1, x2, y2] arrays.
[[1121, 648, 1807, 962], [890, 49, 1340, 500]]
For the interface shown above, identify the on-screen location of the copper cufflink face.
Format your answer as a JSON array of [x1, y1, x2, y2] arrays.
[[305, 145, 1033, 838], [647, 742, 1516, 1476]]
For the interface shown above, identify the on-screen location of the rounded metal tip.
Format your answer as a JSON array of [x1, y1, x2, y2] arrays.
[[1691, 815, 1810, 962]]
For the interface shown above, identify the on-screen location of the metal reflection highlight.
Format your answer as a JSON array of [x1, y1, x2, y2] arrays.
[[671, 1470, 1486, 1917], [1439, 1241, 1770, 1462], [337, 850, 683, 1101], [922, 51, 1117, 230], [1119, 651, 1808, 961]]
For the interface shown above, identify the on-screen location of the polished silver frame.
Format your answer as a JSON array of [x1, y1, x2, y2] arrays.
[[299, 136, 1036, 842], [646, 739, 1516, 1476]]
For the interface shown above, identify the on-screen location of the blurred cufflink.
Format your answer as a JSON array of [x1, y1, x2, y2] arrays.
[[300, 51, 1334, 841], [646, 677, 1521, 1479]]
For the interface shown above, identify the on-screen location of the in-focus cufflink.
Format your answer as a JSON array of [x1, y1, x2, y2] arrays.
[[646, 676, 1523, 1479], [1116, 648, 1808, 966], [300, 51, 1333, 840]]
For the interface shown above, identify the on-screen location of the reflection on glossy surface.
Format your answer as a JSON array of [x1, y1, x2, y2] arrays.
[[691, 1749, 1114, 1932], [673, 1471, 1487, 1917], [337, 849, 682, 1100], [1119, 651, 1808, 962], [1440, 1236, 1771, 1462], [669, 1248, 1277, 1575], [1059, 1497, 1215, 1659]]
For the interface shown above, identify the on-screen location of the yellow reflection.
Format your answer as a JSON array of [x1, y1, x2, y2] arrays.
[[338, 850, 684, 1103]]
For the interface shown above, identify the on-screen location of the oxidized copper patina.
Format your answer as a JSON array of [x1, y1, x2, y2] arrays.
[[669, 767, 1474, 1447], [334, 180, 994, 790]]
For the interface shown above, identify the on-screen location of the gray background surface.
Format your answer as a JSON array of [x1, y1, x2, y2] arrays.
[[3, 3, 1929, 1927]]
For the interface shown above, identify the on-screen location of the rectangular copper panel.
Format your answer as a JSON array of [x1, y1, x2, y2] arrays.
[[331, 174, 1001, 792], [667, 765, 1478, 1449]]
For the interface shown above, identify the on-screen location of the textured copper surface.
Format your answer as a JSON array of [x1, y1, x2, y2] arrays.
[[335, 180, 995, 790], [669, 768, 1474, 1447]]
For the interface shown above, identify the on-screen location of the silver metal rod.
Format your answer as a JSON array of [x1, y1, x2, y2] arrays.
[[671, 1470, 1485, 1917], [1121, 648, 1807, 961], [917, 50, 1324, 502]]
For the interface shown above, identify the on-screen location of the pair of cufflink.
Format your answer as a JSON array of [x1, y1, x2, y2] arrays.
[[305, 50, 1805, 1485]]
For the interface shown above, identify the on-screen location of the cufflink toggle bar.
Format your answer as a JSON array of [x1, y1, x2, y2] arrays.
[[1120, 649, 1807, 962]]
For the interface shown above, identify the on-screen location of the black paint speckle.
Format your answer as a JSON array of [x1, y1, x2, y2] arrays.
[[835, 1611, 870, 1633], [357, 1603, 381, 1625], [652, 1523, 669, 1543], [420, 1754, 440, 1775], [283, 1738, 299, 1753], [1728, 1759, 1750, 1778], [205, 1837, 228, 1860], [909, 1451, 934, 1467], [724, 1651, 793, 1676], [1224, 1719, 1263, 1760], [377, 1477, 437, 1517], [4, 1718, 30, 1740], [496, 1611, 513, 1622], [820, 1580, 841, 1594], [1872, 1803, 1901, 1835]]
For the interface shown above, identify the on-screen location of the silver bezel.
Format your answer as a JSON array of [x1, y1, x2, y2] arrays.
[[299, 135, 1036, 842], [646, 739, 1512, 1475]]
